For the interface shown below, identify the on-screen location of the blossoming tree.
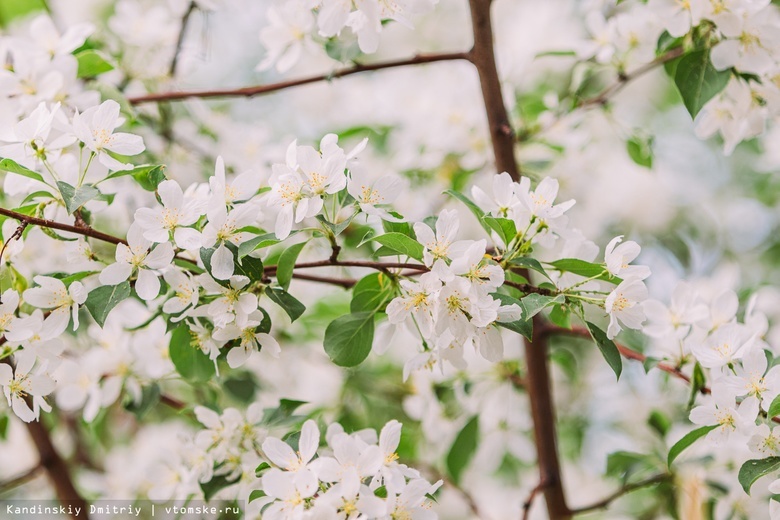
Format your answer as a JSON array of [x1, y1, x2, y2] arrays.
[[2, 0, 780, 519]]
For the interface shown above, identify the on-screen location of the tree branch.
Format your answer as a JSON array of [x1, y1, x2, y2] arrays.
[[467, 0, 569, 517], [467, 0, 518, 179], [170, 1, 197, 77], [0, 207, 126, 245], [568, 473, 671, 515], [577, 47, 685, 108], [0, 465, 42, 495], [128, 51, 471, 105], [521, 479, 549, 520], [0, 359, 90, 519]]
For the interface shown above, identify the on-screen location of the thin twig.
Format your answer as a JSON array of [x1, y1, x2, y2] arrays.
[[291, 272, 356, 288], [170, 1, 197, 77], [128, 51, 470, 104], [0, 207, 126, 245], [568, 473, 671, 515], [577, 47, 685, 108], [418, 463, 484, 519], [521, 478, 549, 520], [0, 465, 43, 495]]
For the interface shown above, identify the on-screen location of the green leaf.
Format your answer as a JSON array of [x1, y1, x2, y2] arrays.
[[85, 281, 131, 327], [276, 241, 308, 291], [103, 164, 165, 184], [262, 399, 308, 426], [351, 273, 396, 313], [234, 253, 264, 283], [585, 321, 622, 380], [648, 410, 672, 439], [674, 49, 731, 118], [548, 303, 572, 329], [489, 292, 532, 340], [547, 258, 621, 284], [200, 473, 239, 502], [60, 271, 97, 287], [482, 216, 517, 246], [123, 383, 160, 420], [169, 325, 215, 382], [57, 181, 100, 214], [316, 213, 356, 236], [0, 414, 8, 441], [443, 189, 485, 221], [0, 158, 45, 183], [667, 425, 717, 467], [0, 0, 47, 26], [75, 49, 114, 78], [248, 489, 267, 503], [265, 287, 305, 322], [626, 136, 654, 168], [255, 462, 271, 476], [446, 416, 479, 484], [133, 165, 166, 191], [223, 372, 259, 404], [369, 232, 424, 261], [739, 457, 780, 495], [508, 257, 551, 280], [323, 312, 375, 367], [688, 362, 706, 409], [606, 451, 655, 481], [768, 394, 780, 419], [238, 233, 285, 259], [521, 293, 564, 319]]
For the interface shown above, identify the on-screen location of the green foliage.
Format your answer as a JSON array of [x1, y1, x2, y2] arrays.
[[586, 321, 622, 380], [350, 273, 396, 313], [200, 473, 240, 502], [739, 457, 780, 494], [75, 49, 114, 78], [667, 425, 717, 467], [508, 257, 551, 280], [261, 399, 307, 426], [169, 325, 215, 382], [265, 287, 306, 322], [491, 292, 533, 340], [276, 241, 308, 291], [768, 394, 780, 419], [521, 293, 565, 319], [123, 383, 161, 420], [673, 49, 731, 118], [482, 216, 517, 246], [323, 312, 375, 367], [57, 181, 101, 214], [0, 158, 45, 183], [368, 232, 424, 261], [626, 135, 654, 168], [104, 164, 166, 191], [446, 416, 479, 484], [85, 281, 131, 327], [547, 258, 621, 283]]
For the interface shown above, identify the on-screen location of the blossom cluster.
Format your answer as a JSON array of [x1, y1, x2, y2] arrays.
[[582, 0, 780, 154], [145, 404, 440, 520], [258, 0, 439, 72]]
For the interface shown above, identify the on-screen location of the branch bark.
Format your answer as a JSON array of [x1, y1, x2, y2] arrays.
[[128, 51, 470, 105], [568, 473, 670, 515], [466, 1, 569, 518], [467, 0, 519, 179], [0, 206, 126, 245]]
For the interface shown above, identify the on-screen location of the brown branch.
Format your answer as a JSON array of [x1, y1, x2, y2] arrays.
[[128, 51, 471, 105], [568, 473, 671, 515], [0, 358, 90, 519], [543, 325, 699, 388], [505, 280, 556, 296], [577, 47, 685, 108], [264, 259, 428, 274], [467, 0, 519, 179], [0, 206, 126, 245], [467, 0, 569, 516], [291, 272, 356, 288], [0, 465, 43, 495], [170, 1, 197, 77], [418, 463, 484, 519], [522, 479, 549, 520]]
